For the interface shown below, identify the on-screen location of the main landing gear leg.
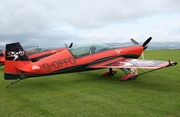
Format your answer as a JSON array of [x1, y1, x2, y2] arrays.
[[102, 68, 117, 76], [120, 68, 138, 81]]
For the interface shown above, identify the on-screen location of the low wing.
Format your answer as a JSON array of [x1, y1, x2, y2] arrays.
[[89, 58, 177, 69]]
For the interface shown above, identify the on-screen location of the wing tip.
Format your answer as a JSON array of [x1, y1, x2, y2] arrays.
[[168, 60, 178, 67]]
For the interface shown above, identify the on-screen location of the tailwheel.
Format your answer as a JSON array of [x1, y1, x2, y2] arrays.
[[102, 68, 117, 76], [120, 73, 138, 81]]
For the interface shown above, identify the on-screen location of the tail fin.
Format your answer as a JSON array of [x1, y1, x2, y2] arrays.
[[4, 42, 31, 80]]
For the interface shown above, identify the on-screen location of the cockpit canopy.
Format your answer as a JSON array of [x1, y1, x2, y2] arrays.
[[69, 43, 111, 58], [26, 46, 49, 55]]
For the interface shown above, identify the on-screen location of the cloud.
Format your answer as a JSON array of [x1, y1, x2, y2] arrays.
[[0, 0, 180, 47]]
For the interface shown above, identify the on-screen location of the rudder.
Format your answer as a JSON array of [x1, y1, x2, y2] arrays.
[[4, 42, 31, 80]]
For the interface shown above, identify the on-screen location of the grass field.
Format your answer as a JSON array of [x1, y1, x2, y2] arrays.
[[0, 50, 180, 117]]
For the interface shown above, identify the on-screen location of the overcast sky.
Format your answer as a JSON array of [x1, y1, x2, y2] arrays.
[[0, 0, 180, 47]]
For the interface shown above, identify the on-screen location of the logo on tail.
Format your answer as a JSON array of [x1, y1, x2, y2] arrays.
[[7, 49, 25, 61]]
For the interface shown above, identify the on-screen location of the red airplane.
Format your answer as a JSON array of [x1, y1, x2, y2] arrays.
[[4, 37, 178, 87], [25, 46, 67, 62], [0, 45, 68, 65], [0, 50, 5, 65]]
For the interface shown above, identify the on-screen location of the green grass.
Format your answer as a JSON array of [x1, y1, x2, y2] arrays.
[[0, 50, 180, 117]]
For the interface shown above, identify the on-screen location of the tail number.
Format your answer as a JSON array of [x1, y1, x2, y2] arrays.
[[42, 57, 76, 70]]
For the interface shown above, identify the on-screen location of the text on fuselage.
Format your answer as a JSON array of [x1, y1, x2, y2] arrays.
[[42, 57, 76, 70]]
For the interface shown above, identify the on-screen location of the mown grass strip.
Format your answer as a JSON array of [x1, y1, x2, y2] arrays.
[[0, 50, 179, 117]]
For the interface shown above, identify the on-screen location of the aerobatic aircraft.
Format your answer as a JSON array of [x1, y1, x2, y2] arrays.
[[0, 50, 5, 65], [4, 37, 178, 87], [0, 45, 68, 65], [25, 46, 67, 62]]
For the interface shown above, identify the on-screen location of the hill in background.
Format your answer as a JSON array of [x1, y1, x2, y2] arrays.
[[105, 42, 180, 50], [0, 42, 180, 50]]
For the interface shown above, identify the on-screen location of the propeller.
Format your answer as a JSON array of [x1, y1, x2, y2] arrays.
[[130, 37, 152, 59], [65, 43, 73, 48], [131, 37, 152, 49]]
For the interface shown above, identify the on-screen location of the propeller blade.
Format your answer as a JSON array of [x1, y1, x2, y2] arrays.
[[130, 38, 139, 45], [65, 44, 68, 48], [142, 37, 152, 47], [69, 43, 73, 48]]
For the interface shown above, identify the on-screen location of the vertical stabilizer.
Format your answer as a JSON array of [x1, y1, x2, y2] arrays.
[[4, 42, 31, 80]]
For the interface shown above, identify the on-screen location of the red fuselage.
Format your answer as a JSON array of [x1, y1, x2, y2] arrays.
[[22, 45, 144, 76]]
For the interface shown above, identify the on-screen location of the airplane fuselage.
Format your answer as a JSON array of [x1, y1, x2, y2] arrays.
[[25, 45, 144, 76]]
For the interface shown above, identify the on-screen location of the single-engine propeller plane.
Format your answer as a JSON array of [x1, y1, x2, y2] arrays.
[[0, 45, 68, 65], [4, 37, 178, 88], [25, 46, 67, 62], [0, 50, 5, 65]]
